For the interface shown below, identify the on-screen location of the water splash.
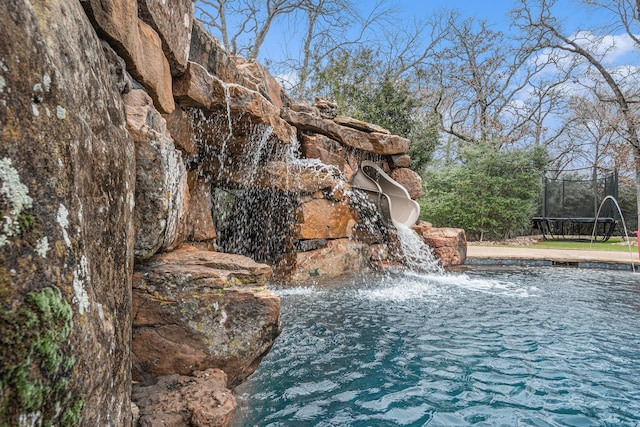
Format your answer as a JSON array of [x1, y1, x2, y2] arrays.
[[222, 82, 233, 141], [591, 195, 636, 272], [395, 224, 443, 273], [233, 122, 274, 185], [189, 106, 308, 263]]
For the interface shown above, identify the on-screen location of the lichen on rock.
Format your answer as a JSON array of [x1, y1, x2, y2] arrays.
[[0, 158, 33, 247]]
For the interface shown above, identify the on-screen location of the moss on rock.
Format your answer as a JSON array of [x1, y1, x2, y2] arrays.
[[0, 287, 83, 426]]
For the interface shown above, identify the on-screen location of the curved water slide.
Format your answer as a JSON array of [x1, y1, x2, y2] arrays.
[[351, 160, 420, 228]]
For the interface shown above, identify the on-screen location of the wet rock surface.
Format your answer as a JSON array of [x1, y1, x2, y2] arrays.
[[295, 199, 357, 239], [285, 239, 371, 282], [186, 178, 217, 243]]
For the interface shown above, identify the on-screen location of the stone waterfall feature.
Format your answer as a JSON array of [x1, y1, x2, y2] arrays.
[[0, 1, 465, 426]]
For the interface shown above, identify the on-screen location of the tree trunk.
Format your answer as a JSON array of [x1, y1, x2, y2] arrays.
[[635, 150, 640, 231]]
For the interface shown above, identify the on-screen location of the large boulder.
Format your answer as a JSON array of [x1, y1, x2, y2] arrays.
[[300, 133, 349, 174], [132, 369, 236, 427], [313, 97, 338, 119], [388, 154, 411, 169], [221, 81, 296, 144], [333, 115, 390, 134], [235, 58, 291, 109], [163, 104, 198, 156], [0, 0, 135, 424], [79, 0, 140, 64], [135, 19, 174, 113], [201, 158, 341, 194], [257, 161, 341, 193], [138, 0, 195, 76], [412, 222, 467, 267], [186, 178, 217, 243], [189, 21, 294, 107], [123, 90, 190, 259], [295, 199, 356, 239], [174, 62, 296, 145], [172, 61, 214, 109], [132, 246, 281, 387], [390, 167, 423, 200], [281, 108, 410, 155], [81, 0, 174, 113]]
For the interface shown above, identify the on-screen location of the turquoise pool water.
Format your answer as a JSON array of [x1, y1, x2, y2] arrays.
[[233, 267, 640, 426]]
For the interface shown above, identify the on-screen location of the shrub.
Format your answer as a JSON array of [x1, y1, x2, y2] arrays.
[[420, 144, 548, 240]]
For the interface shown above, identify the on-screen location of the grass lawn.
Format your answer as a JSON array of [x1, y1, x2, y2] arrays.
[[526, 237, 637, 252]]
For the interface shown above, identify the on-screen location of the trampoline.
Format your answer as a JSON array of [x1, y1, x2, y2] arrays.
[[532, 169, 619, 241]]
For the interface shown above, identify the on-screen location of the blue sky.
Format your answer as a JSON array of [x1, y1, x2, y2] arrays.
[[394, 0, 514, 22], [199, 0, 638, 86], [388, 0, 638, 62], [252, 0, 638, 68], [378, 0, 602, 32]]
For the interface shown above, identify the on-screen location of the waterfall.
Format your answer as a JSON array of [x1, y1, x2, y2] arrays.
[[188, 95, 443, 275], [349, 189, 443, 273], [395, 224, 443, 273]]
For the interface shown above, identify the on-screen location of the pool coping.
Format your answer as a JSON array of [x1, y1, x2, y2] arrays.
[[465, 246, 639, 271]]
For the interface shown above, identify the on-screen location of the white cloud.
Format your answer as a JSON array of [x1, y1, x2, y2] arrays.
[[572, 30, 638, 65], [531, 31, 639, 77]]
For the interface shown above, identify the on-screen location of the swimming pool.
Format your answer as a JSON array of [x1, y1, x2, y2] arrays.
[[233, 267, 640, 426]]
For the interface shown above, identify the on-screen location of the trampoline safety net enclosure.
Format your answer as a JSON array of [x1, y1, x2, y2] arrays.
[[533, 169, 619, 240]]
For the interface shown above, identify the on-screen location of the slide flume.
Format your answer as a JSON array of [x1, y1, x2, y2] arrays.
[[351, 160, 420, 228]]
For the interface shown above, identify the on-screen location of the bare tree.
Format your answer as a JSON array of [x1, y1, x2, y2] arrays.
[[584, 0, 640, 45], [288, 0, 387, 99], [513, 0, 640, 223], [563, 95, 632, 172], [196, 0, 305, 59], [424, 13, 565, 153], [195, 0, 401, 101]]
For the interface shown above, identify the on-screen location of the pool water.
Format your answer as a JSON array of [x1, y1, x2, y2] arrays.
[[233, 267, 640, 426]]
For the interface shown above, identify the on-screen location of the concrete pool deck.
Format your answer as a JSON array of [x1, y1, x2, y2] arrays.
[[466, 245, 639, 271]]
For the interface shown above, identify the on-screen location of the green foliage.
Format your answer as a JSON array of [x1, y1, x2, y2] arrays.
[[60, 399, 83, 427], [356, 75, 417, 138], [0, 287, 83, 426], [309, 47, 439, 163], [420, 143, 548, 240], [309, 48, 380, 117]]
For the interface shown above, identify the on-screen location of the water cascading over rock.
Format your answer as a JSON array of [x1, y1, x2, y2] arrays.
[[169, 19, 466, 281]]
